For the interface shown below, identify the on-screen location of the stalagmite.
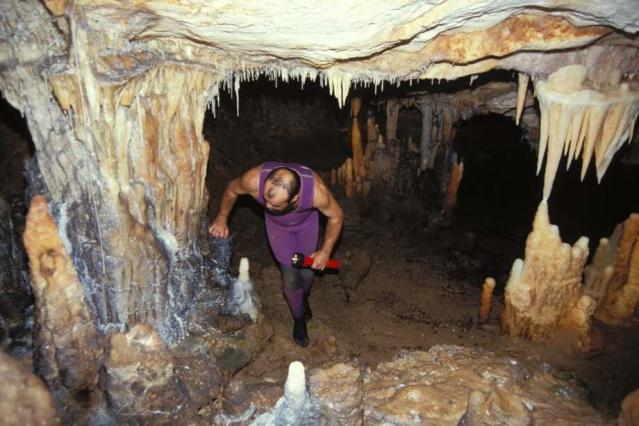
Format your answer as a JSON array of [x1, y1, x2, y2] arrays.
[[418, 101, 434, 170], [478, 277, 496, 324], [385, 98, 401, 144], [345, 158, 354, 199], [535, 64, 639, 200], [366, 111, 379, 147], [252, 361, 319, 425], [351, 98, 364, 182], [228, 257, 260, 322], [585, 213, 639, 325], [516, 73, 530, 125], [23, 196, 103, 421], [501, 201, 595, 349], [443, 158, 464, 211]]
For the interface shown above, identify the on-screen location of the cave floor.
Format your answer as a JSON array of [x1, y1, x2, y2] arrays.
[[221, 187, 639, 417]]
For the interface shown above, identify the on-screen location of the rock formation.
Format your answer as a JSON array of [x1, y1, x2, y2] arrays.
[[501, 201, 596, 351], [0, 350, 60, 426], [1, 0, 639, 422], [535, 65, 639, 201], [584, 213, 639, 325], [23, 196, 103, 421]]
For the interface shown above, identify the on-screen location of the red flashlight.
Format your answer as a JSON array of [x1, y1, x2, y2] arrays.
[[291, 252, 341, 270]]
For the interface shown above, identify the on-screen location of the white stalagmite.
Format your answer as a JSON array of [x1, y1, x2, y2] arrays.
[[252, 361, 319, 425], [229, 257, 260, 321], [535, 64, 639, 201]]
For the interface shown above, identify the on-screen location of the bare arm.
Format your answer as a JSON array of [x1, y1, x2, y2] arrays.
[[209, 166, 260, 238], [310, 173, 344, 269]]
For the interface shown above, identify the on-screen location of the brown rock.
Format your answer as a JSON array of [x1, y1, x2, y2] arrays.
[[458, 389, 531, 426], [103, 324, 190, 424], [0, 351, 60, 425], [309, 362, 363, 425], [23, 196, 103, 420], [363, 345, 612, 425], [620, 388, 639, 426]]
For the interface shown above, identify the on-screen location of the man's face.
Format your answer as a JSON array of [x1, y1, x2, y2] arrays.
[[264, 180, 296, 215]]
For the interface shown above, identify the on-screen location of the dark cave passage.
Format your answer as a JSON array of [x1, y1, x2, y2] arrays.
[[452, 113, 639, 267], [204, 75, 350, 176], [0, 97, 34, 360]]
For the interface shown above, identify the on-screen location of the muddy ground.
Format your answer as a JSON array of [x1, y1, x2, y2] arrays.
[[209, 176, 639, 418]]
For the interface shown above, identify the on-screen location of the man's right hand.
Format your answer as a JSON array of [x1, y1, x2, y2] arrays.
[[208, 217, 230, 238]]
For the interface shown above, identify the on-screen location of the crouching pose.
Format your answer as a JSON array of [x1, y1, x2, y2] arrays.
[[209, 162, 343, 347]]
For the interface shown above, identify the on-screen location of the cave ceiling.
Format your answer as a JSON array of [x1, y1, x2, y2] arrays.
[[33, 0, 639, 107]]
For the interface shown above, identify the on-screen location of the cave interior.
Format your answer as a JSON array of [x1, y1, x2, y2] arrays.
[[1, 1, 639, 424]]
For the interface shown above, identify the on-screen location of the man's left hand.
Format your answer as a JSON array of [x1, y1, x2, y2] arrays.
[[309, 249, 330, 271]]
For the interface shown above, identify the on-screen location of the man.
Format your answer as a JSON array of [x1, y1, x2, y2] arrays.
[[209, 161, 344, 347]]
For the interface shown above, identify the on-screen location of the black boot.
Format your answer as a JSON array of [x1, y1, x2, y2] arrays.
[[303, 296, 313, 322], [293, 318, 309, 347]]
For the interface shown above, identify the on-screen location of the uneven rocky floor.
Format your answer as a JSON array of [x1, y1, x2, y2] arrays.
[[212, 183, 639, 421]]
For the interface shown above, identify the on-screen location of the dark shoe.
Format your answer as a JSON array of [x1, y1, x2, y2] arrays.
[[303, 297, 313, 322], [293, 318, 309, 347]]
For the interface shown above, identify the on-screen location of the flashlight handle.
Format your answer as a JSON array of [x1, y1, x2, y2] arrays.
[[301, 256, 341, 270]]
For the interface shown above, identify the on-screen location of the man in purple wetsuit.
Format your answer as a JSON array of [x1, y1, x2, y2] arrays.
[[209, 162, 344, 347]]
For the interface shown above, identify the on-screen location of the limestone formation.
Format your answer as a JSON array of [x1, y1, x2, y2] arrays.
[[443, 157, 464, 211], [584, 213, 639, 325], [0, 350, 60, 426], [23, 196, 103, 421], [228, 257, 260, 322], [478, 277, 496, 324], [1, 0, 639, 423], [620, 388, 639, 426], [104, 324, 188, 423], [363, 345, 610, 425], [516, 73, 531, 126], [501, 201, 595, 351], [252, 361, 320, 425], [351, 97, 364, 184], [458, 389, 531, 426], [535, 64, 639, 201], [309, 362, 363, 425]]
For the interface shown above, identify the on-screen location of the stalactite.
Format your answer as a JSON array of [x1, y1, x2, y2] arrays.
[[516, 73, 530, 125], [535, 64, 639, 201]]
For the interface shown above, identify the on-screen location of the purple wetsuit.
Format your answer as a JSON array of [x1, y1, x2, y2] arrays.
[[258, 161, 318, 319]]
